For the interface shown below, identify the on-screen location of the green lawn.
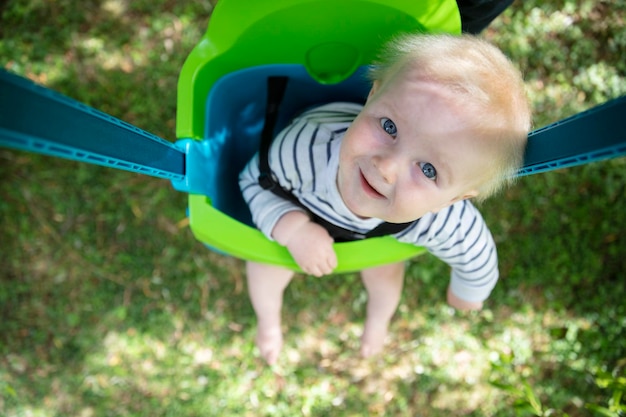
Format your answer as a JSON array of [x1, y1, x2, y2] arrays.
[[1, 1, 625, 416]]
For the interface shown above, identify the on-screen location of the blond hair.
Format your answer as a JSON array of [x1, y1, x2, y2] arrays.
[[368, 33, 531, 200]]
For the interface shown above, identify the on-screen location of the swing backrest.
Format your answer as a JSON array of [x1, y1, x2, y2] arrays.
[[176, 0, 461, 272]]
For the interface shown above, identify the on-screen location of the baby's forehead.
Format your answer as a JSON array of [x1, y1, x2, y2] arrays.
[[380, 68, 461, 103]]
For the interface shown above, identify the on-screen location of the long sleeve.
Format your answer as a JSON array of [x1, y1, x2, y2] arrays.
[[397, 200, 499, 303], [238, 152, 306, 240], [238, 102, 362, 240]]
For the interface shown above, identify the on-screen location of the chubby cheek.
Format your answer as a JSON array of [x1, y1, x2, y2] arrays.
[[393, 200, 425, 222], [338, 136, 364, 175], [343, 119, 377, 151], [339, 135, 358, 160], [336, 154, 355, 201], [393, 184, 438, 220], [337, 148, 352, 185]]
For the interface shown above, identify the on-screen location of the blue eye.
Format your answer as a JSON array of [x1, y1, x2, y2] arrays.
[[380, 118, 397, 136], [420, 162, 437, 180]]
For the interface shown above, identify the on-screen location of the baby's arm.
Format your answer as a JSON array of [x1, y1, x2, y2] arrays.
[[444, 204, 498, 310], [410, 202, 498, 310], [239, 154, 337, 276], [272, 211, 337, 277]]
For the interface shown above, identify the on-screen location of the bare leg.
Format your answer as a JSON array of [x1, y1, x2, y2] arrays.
[[246, 261, 295, 365], [360, 261, 405, 358]]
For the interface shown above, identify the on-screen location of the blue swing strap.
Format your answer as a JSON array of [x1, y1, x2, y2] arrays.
[[0, 69, 185, 181], [519, 95, 626, 176]]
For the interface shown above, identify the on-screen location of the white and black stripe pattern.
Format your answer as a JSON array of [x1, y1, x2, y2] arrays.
[[239, 102, 498, 302], [396, 200, 499, 302]]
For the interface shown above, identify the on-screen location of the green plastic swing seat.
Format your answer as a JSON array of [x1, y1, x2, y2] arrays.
[[175, 0, 462, 273]]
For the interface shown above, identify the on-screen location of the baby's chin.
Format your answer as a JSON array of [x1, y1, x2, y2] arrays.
[[342, 197, 420, 223], [380, 209, 433, 224], [352, 208, 423, 224], [345, 204, 372, 220]]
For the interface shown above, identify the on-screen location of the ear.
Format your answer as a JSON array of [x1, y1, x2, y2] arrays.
[[430, 190, 479, 213], [455, 190, 479, 202], [367, 80, 381, 101]]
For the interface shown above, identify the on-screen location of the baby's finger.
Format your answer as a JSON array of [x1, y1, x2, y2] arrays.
[[308, 261, 332, 277], [304, 263, 323, 278], [311, 266, 325, 277], [322, 257, 335, 275], [320, 259, 335, 275], [328, 251, 338, 270]]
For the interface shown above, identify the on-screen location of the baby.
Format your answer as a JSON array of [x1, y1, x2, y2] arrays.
[[239, 33, 531, 365]]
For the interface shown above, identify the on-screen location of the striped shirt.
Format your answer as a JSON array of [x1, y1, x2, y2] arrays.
[[239, 103, 498, 302]]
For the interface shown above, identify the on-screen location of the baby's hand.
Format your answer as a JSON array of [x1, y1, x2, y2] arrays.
[[272, 211, 337, 277], [286, 221, 337, 277], [447, 286, 484, 311]]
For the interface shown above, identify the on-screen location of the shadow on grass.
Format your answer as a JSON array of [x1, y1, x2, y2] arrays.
[[1, 155, 624, 415], [1, 0, 626, 415]]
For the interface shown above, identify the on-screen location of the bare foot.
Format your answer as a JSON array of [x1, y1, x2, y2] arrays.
[[360, 320, 389, 358], [256, 326, 283, 365]]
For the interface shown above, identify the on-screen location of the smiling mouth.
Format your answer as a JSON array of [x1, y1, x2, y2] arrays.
[[359, 170, 385, 199]]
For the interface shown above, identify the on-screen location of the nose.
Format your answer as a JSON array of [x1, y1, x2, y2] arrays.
[[372, 153, 398, 184]]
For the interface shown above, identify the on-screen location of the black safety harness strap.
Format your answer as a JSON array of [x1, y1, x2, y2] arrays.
[[258, 76, 414, 242]]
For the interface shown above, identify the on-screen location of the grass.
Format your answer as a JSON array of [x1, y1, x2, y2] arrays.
[[1, 0, 625, 416]]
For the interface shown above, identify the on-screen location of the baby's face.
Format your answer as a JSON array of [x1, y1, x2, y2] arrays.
[[337, 74, 496, 222]]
